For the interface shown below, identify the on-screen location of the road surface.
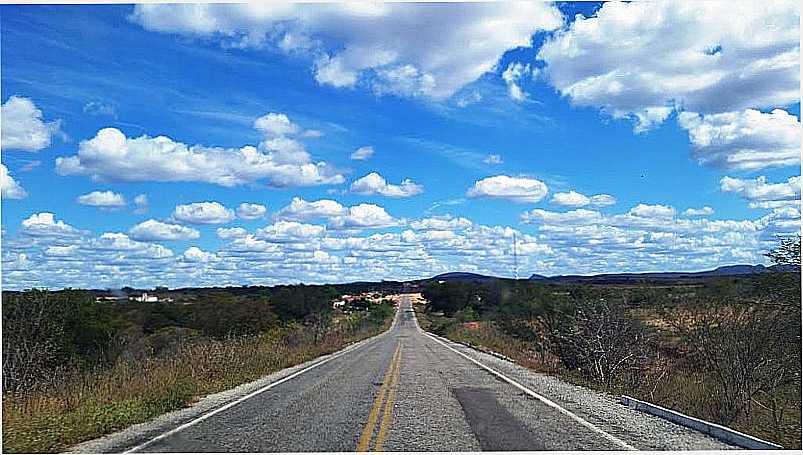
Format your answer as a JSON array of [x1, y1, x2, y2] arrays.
[[85, 294, 732, 452]]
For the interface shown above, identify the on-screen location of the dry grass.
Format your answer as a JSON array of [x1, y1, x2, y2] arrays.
[[427, 315, 801, 449], [2, 318, 390, 453]]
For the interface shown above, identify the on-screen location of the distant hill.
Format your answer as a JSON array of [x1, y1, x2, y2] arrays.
[[528, 264, 800, 283], [430, 272, 500, 282], [424, 264, 799, 286]]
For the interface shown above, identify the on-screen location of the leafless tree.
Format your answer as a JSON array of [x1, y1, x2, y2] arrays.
[[550, 300, 651, 388], [671, 303, 800, 426]]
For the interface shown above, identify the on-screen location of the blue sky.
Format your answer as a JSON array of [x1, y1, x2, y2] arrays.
[[1, 2, 800, 290]]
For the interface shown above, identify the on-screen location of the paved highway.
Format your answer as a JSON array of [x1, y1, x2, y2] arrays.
[[87, 294, 732, 452]]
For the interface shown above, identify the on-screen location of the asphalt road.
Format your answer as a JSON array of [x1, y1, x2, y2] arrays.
[[119, 295, 732, 452]]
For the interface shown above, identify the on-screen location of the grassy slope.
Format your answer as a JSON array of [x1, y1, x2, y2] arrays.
[[2, 314, 392, 453]]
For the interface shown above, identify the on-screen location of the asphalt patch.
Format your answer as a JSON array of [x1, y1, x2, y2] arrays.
[[453, 387, 546, 451]]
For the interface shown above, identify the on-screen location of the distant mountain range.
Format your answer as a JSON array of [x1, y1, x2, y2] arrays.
[[429, 264, 799, 284]]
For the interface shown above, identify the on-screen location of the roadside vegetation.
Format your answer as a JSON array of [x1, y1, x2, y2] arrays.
[[2, 284, 395, 453], [417, 236, 801, 448]]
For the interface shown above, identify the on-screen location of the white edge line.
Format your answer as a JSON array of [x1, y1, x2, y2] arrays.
[[420, 330, 637, 451], [125, 309, 401, 453]]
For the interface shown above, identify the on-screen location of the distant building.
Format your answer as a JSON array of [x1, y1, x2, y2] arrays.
[[131, 292, 159, 303]]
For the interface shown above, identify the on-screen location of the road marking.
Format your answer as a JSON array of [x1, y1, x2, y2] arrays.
[[356, 344, 401, 452], [124, 320, 398, 454], [374, 341, 402, 451], [420, 331, 637, 451]]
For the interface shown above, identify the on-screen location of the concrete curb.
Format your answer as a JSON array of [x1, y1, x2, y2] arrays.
[[454, 340, 518, 364], [620, 395, 782, 450]]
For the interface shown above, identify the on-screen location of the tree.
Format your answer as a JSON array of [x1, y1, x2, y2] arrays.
[[765, 234, 801, 267], [671, 302, 799, 426]]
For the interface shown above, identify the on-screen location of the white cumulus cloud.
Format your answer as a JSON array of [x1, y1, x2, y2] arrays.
[[77, 190, 126, 207], [350, 146, 374, 160], [537, 1, 800, 132], [720, 175, 801, 209], [466, 175, 548, 203], [349, 172, 423, 198], [236, 202, 267, 220], [56, 122, 343, 187], [329, 203, 397, 229], [1, 96, 61, 151], [628, 204, 677, 219], [173, 201, 236, 225], [683, 207, 714, 217], [276, 197, 348, 221], [131, 3, 563, 99], [678, 109, 801, 170], [501, 62, 531, 102], [21, 212, 80, 237], [1, 164, 27, 199], [129, 219, 200, 241]]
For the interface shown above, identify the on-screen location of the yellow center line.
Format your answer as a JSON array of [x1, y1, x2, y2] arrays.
[[373, 341, 402, 452], [356, 344, 401, 452]]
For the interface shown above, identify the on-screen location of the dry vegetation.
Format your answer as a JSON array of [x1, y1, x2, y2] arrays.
[[2, 287, 394, 453], [417, 238, 801, 448]]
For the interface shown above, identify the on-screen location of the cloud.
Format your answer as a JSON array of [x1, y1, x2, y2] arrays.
[[56, 122, 343, 187], [131, 3, 563, 99], [410, 215, 473, 231], [483, 154, 503, 165], [256, 221, 326, 242], [350, 146, 374, 160], [77, 190, 126, 207], [684, 207, 715, 216], [83, 101, 117, 118], [134, 194, 149, 214], [253, 113, 299, 136], [551, 190, 617, 208], [1, 96, 62, 151], [236, 203, 267, 220], [678, 109, 800, 170], [173, 201, 236, 225], [276, 197, 348, 221], [521, 208, 603, 225], [501, 62, 531, 102], [91, 232, 174, 259], [551, 190, 590, 207], [466, 175, 548, 203], [589, 194, 616, 207], [275, 196, 396, 229], [216, 227, 248, 239], [129, 219, 200, 241], [21, 212, 80, 237], [182, 246, 219, 263], [1, 164, 28, 199], [720, 175, 801, 209], [1, 203, 791, 290], [537, 1, 800, 132], [628, 203, 677, 219], [349, 172, 423, 198], [329, 204, 397, 229]]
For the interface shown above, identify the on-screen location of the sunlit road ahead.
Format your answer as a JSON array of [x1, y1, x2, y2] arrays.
[[108, 295, 730, 452]]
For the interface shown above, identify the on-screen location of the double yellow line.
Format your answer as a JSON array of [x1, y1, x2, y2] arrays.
[[356, 343, 402, 452]]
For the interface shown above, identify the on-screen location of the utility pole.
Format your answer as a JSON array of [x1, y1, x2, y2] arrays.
[[513, 233, 519, 280]]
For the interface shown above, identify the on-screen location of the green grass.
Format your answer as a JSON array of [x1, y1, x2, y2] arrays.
[[2, 315, 392, 453]]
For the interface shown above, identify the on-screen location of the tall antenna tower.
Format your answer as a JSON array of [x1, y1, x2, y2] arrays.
[[513, 233, 519, 280]]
